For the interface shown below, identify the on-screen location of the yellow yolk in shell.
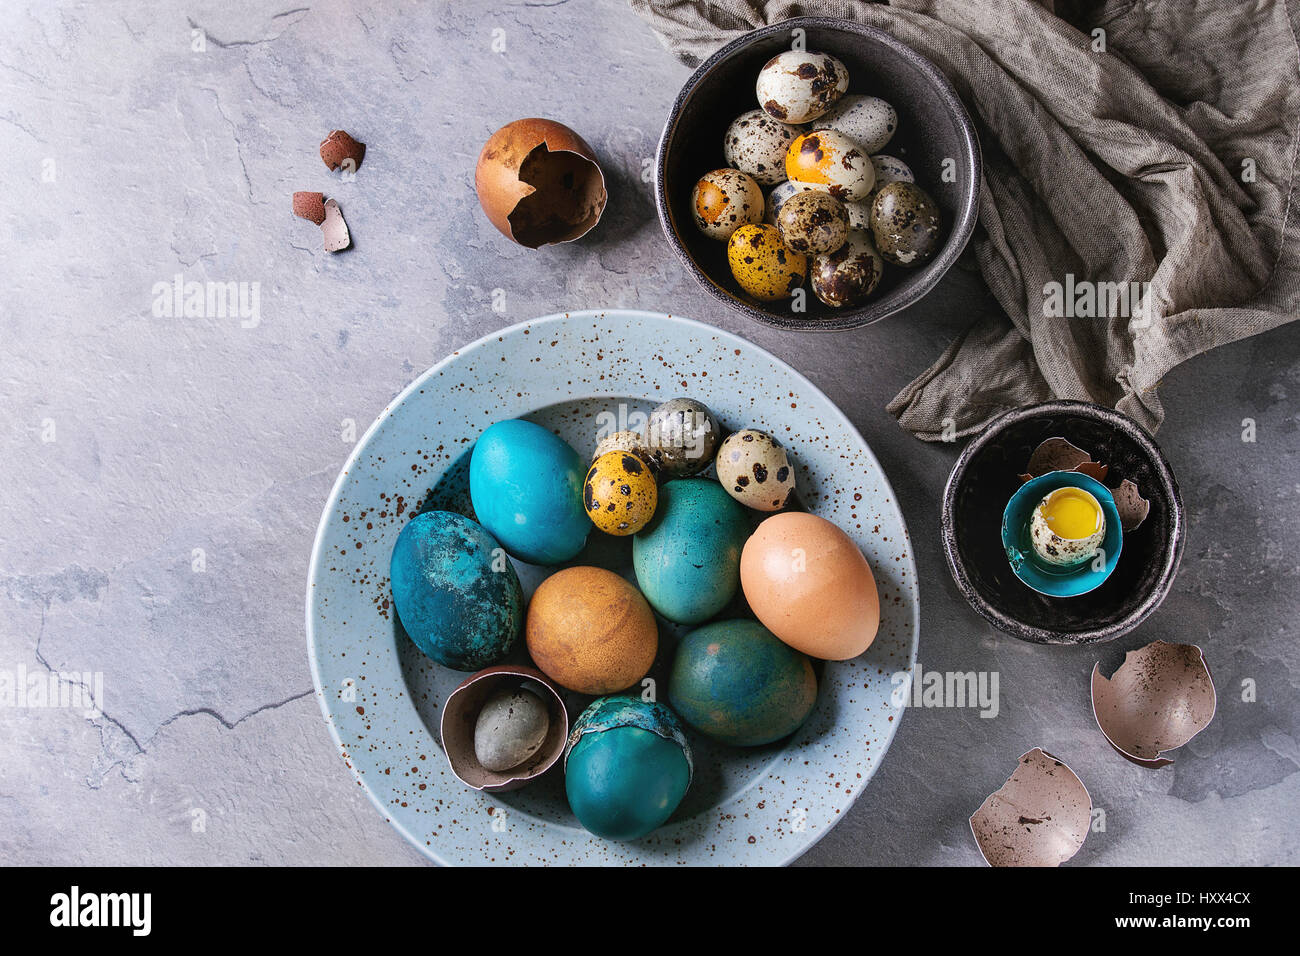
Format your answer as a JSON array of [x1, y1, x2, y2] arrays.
[[1042, 488, 1101, 540]]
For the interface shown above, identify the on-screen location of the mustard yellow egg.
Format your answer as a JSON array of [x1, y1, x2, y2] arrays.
[[785, 130, 876, 202], [584, 451, 658, 535], [726, 224, 807, 301]]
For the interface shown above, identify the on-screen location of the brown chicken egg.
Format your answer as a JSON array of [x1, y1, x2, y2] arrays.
[[739, 512, 879, 660], [475, 118, 607, 248]]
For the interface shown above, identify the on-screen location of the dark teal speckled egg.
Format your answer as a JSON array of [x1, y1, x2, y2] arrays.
[[668, 619, 818, 746], [389, 510, 523, 671]]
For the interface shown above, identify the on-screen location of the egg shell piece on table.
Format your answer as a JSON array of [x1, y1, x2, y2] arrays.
[[474, 118, 607, 248], [525, 566, 658, 695], [786, 129, 876, 202], [473, 686, 550, 772], [645, 397, 722, 478], [970, 748, 1092, 867], [669, 619, 817, 747], [755, 50, 850, 124], [584, 450, 658, 535], [714, 428, 797, 511], [633, 478, 751, 625], [727, 223, 808, 302], [389, 510, 523, 671], [468, 418, 590, 565], [776, 189, 850, 255], [724, 109, 801, 187], [811, 229, 885, 309], [870, 181, 943, 267], [564, 696, 693, 841], [691, 168, 764, 241], [818, 95, 898, 154], [740, 511, 879, 660]]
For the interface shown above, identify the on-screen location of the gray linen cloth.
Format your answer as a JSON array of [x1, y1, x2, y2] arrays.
[[629, 0, 1300, 439]]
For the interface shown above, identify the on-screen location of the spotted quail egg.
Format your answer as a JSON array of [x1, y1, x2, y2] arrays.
[[726, 223, 808, 302], [871, 154, 914, 194], [593, 429, 652, 466], [810, 229, 884, 308], [869, 181, 943, 266], [765, 180, 825, 225], [755, 50, 849, 124], [691, 168, 764, 241], [585, 450, 658, 535], [723, 109, 801, 187], [818, 94, 897, 154], [776, 189, 849, 255], [645, 398, 722, 478], [715, 429, 796, 512], [786, 129, 875, 202]]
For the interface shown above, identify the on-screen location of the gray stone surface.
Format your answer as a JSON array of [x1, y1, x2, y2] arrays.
[[1, 0, 1296, 866]]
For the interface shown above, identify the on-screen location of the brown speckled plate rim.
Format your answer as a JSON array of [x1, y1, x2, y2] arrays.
[[940, 400, 1185, 645], [305, 309, 920, 865], [654, 15, 982, 332]]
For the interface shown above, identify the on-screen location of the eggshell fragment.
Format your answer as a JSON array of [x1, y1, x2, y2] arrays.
[[1025, 437, 1092, 477], [475, 118, 606, 248], [1113, 478, 1151, 531], [320, 129, 365, 172], [970, 748, 1091, 867], [1091, 641, 1215, 768], [292, 190, 326, 224], [321, 198, 351, 252]]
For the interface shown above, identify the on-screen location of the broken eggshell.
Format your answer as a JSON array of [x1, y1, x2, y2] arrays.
[[1113, 478, 1151, 532], [1091, 640, 1216, 768], [320, 129, 365, 173], [970, 748, 1091, 867], [1020, 437, 1148, 531], [322, 198, 351, 253], [475, 118, 607, 249], [439, 664, 569, 793]]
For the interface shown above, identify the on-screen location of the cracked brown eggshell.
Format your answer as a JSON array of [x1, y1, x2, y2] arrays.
[[970, 748, 1091, 867], [320, 129, 365, 172], [475, 118, 607, 249], [1091, 640, 1216, 768]]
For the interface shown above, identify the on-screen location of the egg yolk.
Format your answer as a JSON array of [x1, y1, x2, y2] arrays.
[[1043, 488, 1101, 539]]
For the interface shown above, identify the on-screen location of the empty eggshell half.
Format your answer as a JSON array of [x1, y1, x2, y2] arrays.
[[1091, 640, 1215, 768], [970, 748, 1092, 867], [475, 118, 607, 249], [440, 664, 569, 793]]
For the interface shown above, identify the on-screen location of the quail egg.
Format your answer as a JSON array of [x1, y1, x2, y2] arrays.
[[871, 154, 914, 194], [776, 190, 849, 255], [818, 94, 898, 154], [1030, 486, 1106, 567], [755, 50, 849, 124], [645, 398, 721, 478], [869, 181, 943, 266], [723, 109, 801, 187], [786, 130, 876, 202], [691, 168, 764, 241], [593, 429, 652, 465], [715, 429, 797, 511], [765, 180, 825, 225], [584, 450, 658, 535], [810, 229, 884, 308], [726, 223, 808, 301]]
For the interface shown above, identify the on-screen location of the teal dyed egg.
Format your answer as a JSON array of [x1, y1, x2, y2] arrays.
[[564, 696, 693, 841], [389, 511, 523, 671], [669, 619, 817, 746], [632, 478, 750, 624], [469, 419, 590, 565]]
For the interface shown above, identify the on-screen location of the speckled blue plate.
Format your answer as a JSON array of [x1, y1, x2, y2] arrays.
[[305, 310, 919, 866]]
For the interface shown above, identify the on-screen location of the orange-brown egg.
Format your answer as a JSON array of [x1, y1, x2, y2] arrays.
[[525, 566, 658, 694], [739, 512, 879, 660]]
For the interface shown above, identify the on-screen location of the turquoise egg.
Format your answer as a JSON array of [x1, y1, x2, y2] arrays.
[[669, 619, 818, 746], [389, 511, 523, 670], [632, 478, 750, 624], [564, 696, 693, 841], [469, 419, 590, 565]]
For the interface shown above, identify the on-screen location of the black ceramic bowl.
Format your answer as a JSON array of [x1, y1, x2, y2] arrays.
[[942, 402, 1185, 645], [656, 17, 981, 332]]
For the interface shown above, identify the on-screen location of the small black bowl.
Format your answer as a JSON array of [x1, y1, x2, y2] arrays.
[[941, 401, 1185, 645], [655, 16, 981, 332]]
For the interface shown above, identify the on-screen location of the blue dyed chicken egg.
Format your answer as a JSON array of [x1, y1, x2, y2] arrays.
[[564, 696, 693, 841], [632, 478, 750, 624], [469, 419, 590, 565], [669, 619, 817, 746], [389, 510, 523, 670]]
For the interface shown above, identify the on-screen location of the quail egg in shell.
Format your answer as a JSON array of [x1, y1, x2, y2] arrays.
[[584, 450, 658, 535], [811, 229, 885, 308], [786, 130, 876, 202], [724, 109, 801, 187], [776, 189, 849, 255], [592, 428, 652, 466], [691, 168, 764, 241], [1029, 486, 1106, 567], [645, 397, 722, 478], [870, 181, 943, 266], [727, 223, 808, 301], [715, 428, 797, 511], [756, 50, 850, 124], [765, 180, 825, 225], [870, 154, 914, 194], [818, 94, 898, 154]]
